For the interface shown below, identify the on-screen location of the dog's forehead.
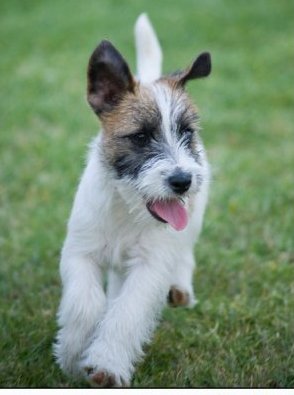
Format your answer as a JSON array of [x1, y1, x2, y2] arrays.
[[150, 80, 197, 129], [101, 80, 196, 136]]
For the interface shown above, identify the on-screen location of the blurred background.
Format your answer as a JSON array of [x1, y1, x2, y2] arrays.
[[0, 0, 293, 387]]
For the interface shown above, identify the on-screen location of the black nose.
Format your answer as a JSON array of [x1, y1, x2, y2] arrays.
[[168, 170, 192, 194]]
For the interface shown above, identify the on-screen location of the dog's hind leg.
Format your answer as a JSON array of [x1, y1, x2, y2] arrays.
[[168, 251, 197, 308], [54, 254, 106, 376]]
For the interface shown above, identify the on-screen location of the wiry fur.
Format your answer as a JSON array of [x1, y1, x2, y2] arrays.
[[54, 14, 211, 387]]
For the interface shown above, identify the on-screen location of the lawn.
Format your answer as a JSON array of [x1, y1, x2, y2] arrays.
[[0, 0, 293, 388]]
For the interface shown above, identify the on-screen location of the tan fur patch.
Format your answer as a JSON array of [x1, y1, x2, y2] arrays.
[[101, 83, 159, 136], [91, 371, 116, 387], [168, 285, 190, 307], [100, 83, 161, 169]]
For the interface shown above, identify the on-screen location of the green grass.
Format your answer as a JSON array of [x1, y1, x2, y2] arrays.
[[1, 0, 293, 388]]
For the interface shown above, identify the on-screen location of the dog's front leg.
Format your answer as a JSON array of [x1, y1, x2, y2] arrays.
[[54, 253, 106, 376], [80, 260, 170, 387]]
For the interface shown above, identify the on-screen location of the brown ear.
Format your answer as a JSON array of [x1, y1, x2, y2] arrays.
[[87, 40, 135, 115], [171, 52, 211, 85]]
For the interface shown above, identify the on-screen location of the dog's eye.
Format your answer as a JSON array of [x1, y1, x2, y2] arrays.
[[180, 127, 194, 137], [179, 127, 194, 144], [128, 132, 150, 147]]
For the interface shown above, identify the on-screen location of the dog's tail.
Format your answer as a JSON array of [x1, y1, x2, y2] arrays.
[[134, 13, 162, 83]]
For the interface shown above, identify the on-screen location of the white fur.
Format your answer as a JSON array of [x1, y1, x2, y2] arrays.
[[135, 13, 162, 83], [54, 14, 210, 387]]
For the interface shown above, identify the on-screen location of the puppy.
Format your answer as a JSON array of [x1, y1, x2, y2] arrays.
[[54, 13, 211, 387]]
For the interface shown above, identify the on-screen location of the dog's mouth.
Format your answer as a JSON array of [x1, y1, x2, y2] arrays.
[[146, 199, 188, 231]]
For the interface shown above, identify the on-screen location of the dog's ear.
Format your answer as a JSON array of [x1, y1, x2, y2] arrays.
[[171, 52, 211, 85], [87, 40, 135, 115]]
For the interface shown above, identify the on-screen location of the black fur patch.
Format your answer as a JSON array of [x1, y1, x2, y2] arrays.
[[113, 140, 164, 179], [111, 116, 200, 180]]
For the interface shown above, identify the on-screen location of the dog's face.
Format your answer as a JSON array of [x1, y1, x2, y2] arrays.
[[87, 41, 211, 230]]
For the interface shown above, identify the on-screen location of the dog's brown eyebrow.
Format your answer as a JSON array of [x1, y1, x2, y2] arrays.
[[118, 108, 162, 138], [176, 109, 199, 128], [132, 103, 162, 126], [141, 118, 161, 132], [120, 125, 156, 139]]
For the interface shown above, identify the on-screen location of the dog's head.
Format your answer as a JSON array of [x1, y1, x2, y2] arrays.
[[87, 40, 211, 231]]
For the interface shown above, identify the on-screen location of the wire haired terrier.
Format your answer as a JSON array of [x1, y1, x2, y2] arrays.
[[54, 13, 212, 387]]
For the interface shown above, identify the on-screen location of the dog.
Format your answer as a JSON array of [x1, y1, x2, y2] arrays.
[[54, 13, 211, 387]]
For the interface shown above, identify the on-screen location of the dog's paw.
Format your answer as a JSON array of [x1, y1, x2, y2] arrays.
[[168, 286, 197, 308], [81, 350, 131, 388], [85, 368, 114, 387], [83, 366, 129, 388]]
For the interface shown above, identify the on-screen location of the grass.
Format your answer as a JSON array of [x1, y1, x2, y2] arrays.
[[0, 0, 293, 388]]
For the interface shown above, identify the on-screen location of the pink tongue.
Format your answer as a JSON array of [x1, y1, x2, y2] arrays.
[[150, 200, 188, 231]]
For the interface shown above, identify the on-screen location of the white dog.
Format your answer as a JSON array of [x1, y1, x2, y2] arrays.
[[54, 13, 211, 387]]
